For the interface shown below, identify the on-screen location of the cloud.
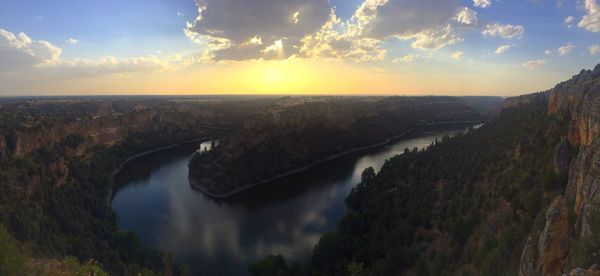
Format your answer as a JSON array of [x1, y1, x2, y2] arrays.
[[407, 25, 464, 49], [185, 0, 331, 61], [482, 23, 524, 39], [53, 55, 182, 78], [354, 0, 460, 39], [392, 54, 415, 63], [298, 11, 387, 62], [66, 38, 79, 44], [183, 0, 526, 62], [557, 43, 575, 56], [578, 0, 600, 32], [495, 44, 515, 54], [0, 28, 186, 77], [565, 16, 574, 28], [451, 50, 464, 59], [0, 29, 62, 71], [589, 44, 600, 55], [545, 49, 553, 55], [454, 7, 478, 26], [473, 0, 491, 8], [303, 0, 467, 58], [520, 59, 546, 70]]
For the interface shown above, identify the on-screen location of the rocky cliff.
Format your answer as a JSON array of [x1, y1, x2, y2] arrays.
[[517, 65, 600, 275], [6, 110, 161, 156]]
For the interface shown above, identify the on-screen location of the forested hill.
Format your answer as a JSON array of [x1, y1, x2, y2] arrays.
[[188, 96, 484, 198], [307, 65, 600, 275]]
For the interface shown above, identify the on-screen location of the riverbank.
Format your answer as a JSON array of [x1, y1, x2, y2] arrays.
[[112, 137, 210, 177], [190, 120, 483, 199], [107, 136, 211, 205]]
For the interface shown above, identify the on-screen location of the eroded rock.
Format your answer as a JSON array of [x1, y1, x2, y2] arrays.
[[538, 196, 571, 275]]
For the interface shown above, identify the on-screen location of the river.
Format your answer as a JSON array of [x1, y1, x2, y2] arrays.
[[112, 123, 480, 275]]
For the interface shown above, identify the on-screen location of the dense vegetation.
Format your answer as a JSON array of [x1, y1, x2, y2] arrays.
[[0, 224, 108, 275], [189, 96, 483, 197], [307, 98, 570, 275], [0, 96, 503, 275], [0, 128, 206, 274], [0, 98, 245, 275]]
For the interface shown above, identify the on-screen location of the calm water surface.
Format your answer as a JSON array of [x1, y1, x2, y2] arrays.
[[112, 124, 479, 275]]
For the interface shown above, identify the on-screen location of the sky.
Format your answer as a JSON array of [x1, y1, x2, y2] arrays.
[[0, 0, 600, 96]]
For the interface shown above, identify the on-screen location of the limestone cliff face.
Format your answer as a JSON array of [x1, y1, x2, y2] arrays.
[[518, 197, 571, 276], [503, 92, 548, 109], [537, 196, 570, 275], [550, 68, 600, 240], [517, 65, 600, 275], [7, 110, 162, 156]]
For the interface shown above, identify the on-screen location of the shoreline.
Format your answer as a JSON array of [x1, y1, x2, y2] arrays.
[[190, 120, 483, 199], [112, 136, 210, 177], [107, 136, 210, 206]]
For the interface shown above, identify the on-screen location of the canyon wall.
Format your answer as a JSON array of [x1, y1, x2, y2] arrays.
[[6, 110, 161, 156], [518, 65, 600, 275]]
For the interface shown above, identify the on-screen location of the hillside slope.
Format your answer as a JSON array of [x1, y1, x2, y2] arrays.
[[309, 66, 600, 275], [188, 96, 483, 198]]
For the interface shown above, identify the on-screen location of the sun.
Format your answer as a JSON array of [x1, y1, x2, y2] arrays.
[[264, 67, 285, 86], [241, 60, 312, 93]]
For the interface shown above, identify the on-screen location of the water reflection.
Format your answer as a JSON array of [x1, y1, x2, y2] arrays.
[[112, 123, 478, 275]]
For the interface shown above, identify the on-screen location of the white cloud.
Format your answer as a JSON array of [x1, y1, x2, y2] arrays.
[[454, 7, 478, 26], [495, 44, 515, 54], [578, 0, 600, 32], [482, 23, 525, 39], [565, 16, 574, 28], [545, 49, 553, 55], [520, 59, 546, 70], [291, 0, 466, 61], [451, 50, 464, 59], [299, 11, 387, 62], [183, 0, 528, 62], [408, 25, 464, 50], [66, 38, 79, 44], [392, 54, 415, 63], [589, 44, 600, 55], [557, 43, 575, 56], [0, 29, 62, 70], [473, 0, 491, 8], [0, 28, 186, 77], [54, 55, 181, 78]]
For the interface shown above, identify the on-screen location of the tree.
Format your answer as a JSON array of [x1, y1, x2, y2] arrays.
[[0, 224, 28, 275], [248, 255, 301, 276]]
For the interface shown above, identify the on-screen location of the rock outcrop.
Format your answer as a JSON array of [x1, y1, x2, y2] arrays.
[[516, 65, 600, 275], [503, 92, 548, 109], [9, 110, 161, 156], [519, 237, 538, 276], [518, 197, 571, 276], [538, 197, 571, 275], [564, 264, 600, 276]]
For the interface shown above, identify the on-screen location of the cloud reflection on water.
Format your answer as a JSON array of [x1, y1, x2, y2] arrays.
[[112, 125, 476, 275]]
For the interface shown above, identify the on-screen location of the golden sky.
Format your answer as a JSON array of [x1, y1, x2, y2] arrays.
[[1, 0, 599, 96]]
